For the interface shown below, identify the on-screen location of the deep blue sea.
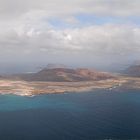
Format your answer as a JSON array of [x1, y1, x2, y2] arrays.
[[0, 90, 140, 140]]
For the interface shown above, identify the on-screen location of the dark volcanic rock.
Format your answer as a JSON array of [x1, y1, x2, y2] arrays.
[[18, 68, 114, 82], [125, 65, 140, 77]]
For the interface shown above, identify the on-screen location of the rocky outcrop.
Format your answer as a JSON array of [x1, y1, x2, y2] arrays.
[[18, 68, 114, 82]]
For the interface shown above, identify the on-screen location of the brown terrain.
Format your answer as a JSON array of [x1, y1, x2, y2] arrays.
[[14, 68, 114, 82], [0, 78, 126, 96], [0, 66, 139, 96]]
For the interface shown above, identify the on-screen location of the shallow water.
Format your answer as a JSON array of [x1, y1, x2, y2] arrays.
[[0, 90, 140, 139]]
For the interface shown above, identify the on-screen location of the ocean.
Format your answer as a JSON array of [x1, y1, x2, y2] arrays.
[[0, 90, 140, 139]]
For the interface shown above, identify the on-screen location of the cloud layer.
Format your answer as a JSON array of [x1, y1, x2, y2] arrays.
[[0, 0, 140, 70], [1, 0, 140, 18]]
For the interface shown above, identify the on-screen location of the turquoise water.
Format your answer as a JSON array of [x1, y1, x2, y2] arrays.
[[0, 90, 140, 139], [0, 93, 86, 112]]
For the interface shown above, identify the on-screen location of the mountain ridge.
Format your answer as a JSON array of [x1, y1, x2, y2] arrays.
[[14, 67, 114, 82]]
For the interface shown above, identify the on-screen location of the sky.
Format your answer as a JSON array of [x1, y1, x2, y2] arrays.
[[0, 0, 140, 73]]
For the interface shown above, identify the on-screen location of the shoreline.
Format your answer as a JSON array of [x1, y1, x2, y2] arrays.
[[0, 78, 127, 96], [0, 76, 140, 97]]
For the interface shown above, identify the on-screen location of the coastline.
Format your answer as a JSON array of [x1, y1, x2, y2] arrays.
[[0, 78, 126, 96]]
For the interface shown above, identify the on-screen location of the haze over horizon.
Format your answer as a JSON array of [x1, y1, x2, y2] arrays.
[[0, 0, 140, 73]]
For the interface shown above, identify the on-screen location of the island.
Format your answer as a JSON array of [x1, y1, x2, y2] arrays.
[[0, 66, 139, 96]]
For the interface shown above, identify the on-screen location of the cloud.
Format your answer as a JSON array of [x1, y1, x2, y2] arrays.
[[0, 18, 140, 58], [0, 0, 140, 19], [0, 0, 139, 69]]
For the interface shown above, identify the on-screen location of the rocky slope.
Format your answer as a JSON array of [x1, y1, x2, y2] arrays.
[[125, 65, 140, 77], [16, 68, 114, 82]]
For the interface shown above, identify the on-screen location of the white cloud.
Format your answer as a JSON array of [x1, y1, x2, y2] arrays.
[[0, 17, 140, 58], [0, 0, 139, 68]]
